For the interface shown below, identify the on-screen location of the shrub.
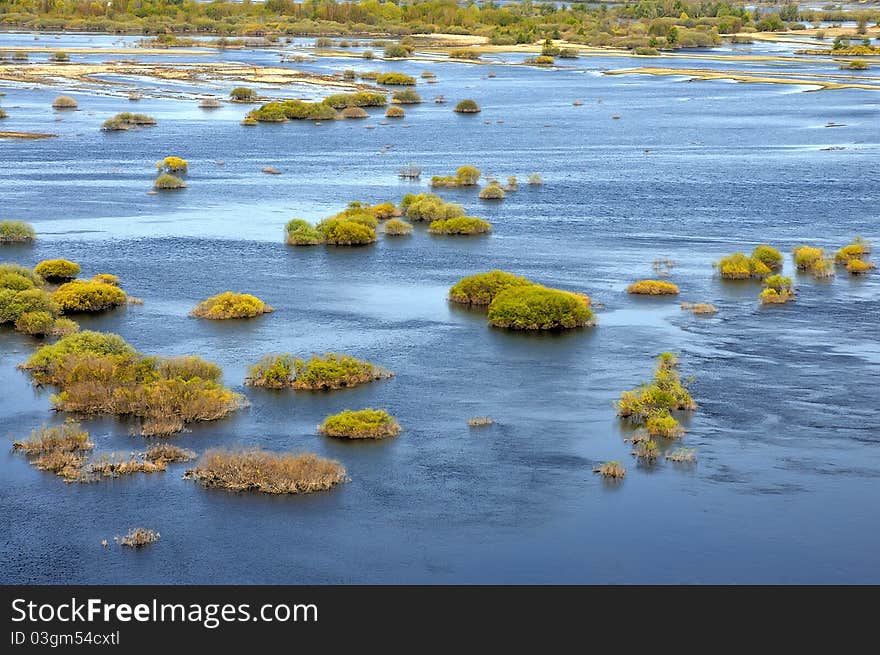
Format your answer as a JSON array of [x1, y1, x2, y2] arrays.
[[627, 279, 679, 295], [53, 280, 127, 313], [616, 353, 696, 423], [454, 99, 481, 113], [487, 286, 594, 330], [0, 288, 59, 324], [834, 238, 871, 264], [383, 218, 412, 236], [450, 49, 481, 60], [0, 220, 35, 243], [386, 106, 405, 118], [526, 55, 556, 65], [230, 87, 256, 101], [760, 287, 794, 304], [479, 184, 505, 200], [0, 109, 6, 119], [322, 92, 386, 109], [154, 173, 186, 190], [449, 271, 534, 305], [13, 421, 93, 455], [645, 410, 684, 439], [285, 218, 323, 246], [377, 72, 416, 85], [90, 455, 166, 478], [51, 318, 79, 336], [528, 173, 543, 185], [14, 311, 55, 336], [21, 330, 135, 384], [456, 166, 481, 186], [156, 156, 188, 174], [0, 272, 36, 291], [793, 246, 823, 270], [52, 95, 77, 109], [384, 44, 409, 58], [92, 273, 120, 286], [247, 102, 287, 122], [428, 217, 492, 235], [199, 98, 222, 109], [50, 51, 69, 62], [847, 258, 875, 275], [191, 292, 272, 320], [369, 202, 397, 219], [842, 59, 869, 70], [186, 449, 346, 494], [391, 89, 421, 104], [666, 448, 697, 463], [248, 353, 391, 390], [404, 194, 465, 221], [316, 218, 376, 246], [34, 259, 80, 282], [318, 408, 401, 439], [118, 528, 160, 548], [751, 244, 783, 270], [468, 416, 494, 427], [634, 46, 660, 55], [102, 112, 156, 131], [632, 440, 659, 461], [157, 355, 222, 382], [340, 106, 369, 119], [593, 461, 626, 478], [145, 444, 195, 464], [716, 253, 771, 279], [362, 50, 375, 59]]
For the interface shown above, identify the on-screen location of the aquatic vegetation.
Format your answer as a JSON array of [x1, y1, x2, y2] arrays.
[[834, 237, 871, 264], [156, 156, 188, 174], [680, 302, 717, 315], [651, 258, 675, 277], [319, 409, 401, 440], [760, 274, 795, 304], [247, 353, 392, 391], [14, 310, 55, 336], [53, 280, 127, 313], [431, 165, 481, 188], [487, 286, 594, 331], [12, 421, 94, 482], [593, 461, 626, 479], [632, 440, 660, 462], [145, 444, 196, 464], [230, 86, 256, 101], [468, 417, 494, 427], [52, 95, 77, 109], [315, 218, 377, 246], [21, 331, 135, 384], [454, 99, 481, 114], [383, 218, 412, 236], [525, 55, 556, 66], [616, 353, 696, 424], [428, 217, 492, 235], [528, 173, 543, 186], [50, 51, 70, 62], [322, 92, 386, 109], [50, 317, 79, 336], [385, 106, 405, 118], [665, 448, 697, 463], [198, 97, 222, 109], [0, 270, 37, 291], [377, 72, 416, 85], [716, 253, 771, 279], [635, 46, 660, 55], [384, 44, 410, 59], [285, 218, 323, 246], [191, 292, 272, 320], [479, 183, 506, 200], [118, 528, 160, 548], [0, 220, 35, 243], [645, 410, 684, 439], [101, 112, 156, 131], [449, 271, 534, 306], [402, 193, 465, 221], [842, 59, 869, 70], [340, 106, 369, 119], [847, 258, 875, 275], [153, 173, 186, 190], [751, 244, 783, 271], [793, 246, 824, 271], [157, 356, 223, 382], [369, 202, 397, 219], [505, 176, 518, 191], [90, 454, 166, 479], [627, 280, 679, 295], [34, 259, 80, 282], [450, 49, 481, 60], [185, 449, 346, 495], [0, 288, 58, 325]]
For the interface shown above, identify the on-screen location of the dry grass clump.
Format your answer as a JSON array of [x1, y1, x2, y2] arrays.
[[632, 440, 659, 461], [680, 302, 717, 315], [53, 279, 127, 312], [12, 421, 94, 482], [89, 454, 166, 478], [593, 461, 626, 479], [448, 270, 534, 305], [383, 218, 412, 235], [145, 443, 196, 464], [190, 291, 272, 320], [52, 95, 78, 109], [318, 408, 400, 440], [627, 279, 679, 295], [428, 217, 492, 235], [616, 353, 695, 440], [185, 449, 346, 494], [715, 252, 771, 280], [666, 448, 697, 463], [468, 416, 493, 427], [246, 353, 392, 391], [385, 106, 405, 118], [0, 220, 36, 243], [118, 528, 160, 548], [487, 285, 594, 331]]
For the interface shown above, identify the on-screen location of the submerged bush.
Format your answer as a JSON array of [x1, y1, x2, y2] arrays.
[[102, 112, 156, 131], [616, 353, 696, 425], [449, 271, 534, 305], [318, 408, 401, 439], [645, 410, 684, 439], [322, 92, 386, 109], [384, 43, 409, 58], [680, 301, 717, 315], [53, 280, 127, 313], [340, 106, 369, 119], [153, 173, 186, 190], [156, 156, 188, 174], [0, 220, 35, 243], [52, 95, 77, 109], [230, 87, 256, 101], [487, 286, 594, 330], [118, 528, 160, 548], [751, 244, 783, 270], [285, 218, 323, 246], [454, 99, 481, 113], [13, 421, 93, 482], [450, 49, 481, 60], [316, 218, 377, 246], [391, 89, 421, 104], [847, 258, 875, 275], [478, 183, 505, 200], [34, 259, 80, 282], [249, 353, 391, 390], [834, 237, 871, 264], [793, 245, 823, 270], [716, 252, 771, 279], [428, 217, 492, 235], [383, 218, 412, 235], [191, 292, 272, 320], [377, 72, 416, 85], [385, 106, 405, 118], [403, 193, 465, 221], [528, 173, 543, 186], [186, 449, 346, 494], [92, 273, 120, 286], [627, 280, 679, 295], [593, 461, 626, 479]]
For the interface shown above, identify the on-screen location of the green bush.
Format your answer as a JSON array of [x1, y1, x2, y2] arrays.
[[627, 280, 679, 295], [154, 173, 186, 190], [391, 89, 421, 104], [157, 356, 223, 382], [793, 246, 824, 270], [0, 263, 42, 287], [322, 92, 387, 109], [34, 259, 80, 282], [53, 280, 127, 313], [449, 271, 534, 305], [616, 353, 696, 423], [479, 183, 505, 200], [0, 220, 36, 243], [318, 408, 401, 439], [191, 292, 273, 320], [102, 112, 156, 131], [285, 219, 323, 246], [247, 102, 288, 122], [0, 288, 58, 324], [403, 193, 465, 221], [384, 44, 409, 58], [456, 165, 481, 186], [383, 218, 412, 235], [449, 49, 481, 60], [751, 244, 783, 270], [487, 286, 594, 330], [22, 331, 136, 384], [316, 218, 377, 246], [0, 271, 36, 291], [428, 217, 492, 235], [230, 87, 256, 101], [454, 99, 481, 113], [377, 72, 416, 85], [14, 310, 56, 336]]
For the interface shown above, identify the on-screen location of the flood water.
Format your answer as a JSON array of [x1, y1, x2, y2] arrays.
[[1, 33, 878, 583]]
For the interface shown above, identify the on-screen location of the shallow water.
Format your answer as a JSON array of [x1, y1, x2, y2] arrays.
[[1, 33, 879, 584]]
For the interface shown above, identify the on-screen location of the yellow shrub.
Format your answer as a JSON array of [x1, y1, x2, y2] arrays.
[[190, 292, 272, 320], [53, 280, 127, 313], [627, 279, 679, 295]]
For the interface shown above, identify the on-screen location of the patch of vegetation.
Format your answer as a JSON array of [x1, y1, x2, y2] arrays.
[[319, 408, 401, 440], [593, 461, 626, 479], [428, 217, 492, 235], [247, 353, 391, 390], [478, 183, 505, 200], [322, 92, 387, 109], [90, 454, 166, 478], [377, 72, 416, 85], [0, 287, 58, 326], [91, 273, 120, 286], [666, 447, 696, 463], [402, 193, 465, 221], [751, 244, 783, 270], [285, 218, 324, 246], [12, 421, 94, 482], [841, 59, 869, 70], [645, 410, 684, 439], [383, 218, 412, 235], [52, 95, 77, 109], [156, 156, 188, 174], [528, 173, 543, 185], [14, 310, 55, 336], [145, 443, 196, 464], [384, 43, 411, 59], [316, 218, 377, 245], [431, 165, 481, 188], [118, 528, 160, 548], [154, 173, 186, 190], [53, 280, 127, 313], [716, 252, 771, 279], [454, 99, 481, 114], [385, 106, 405, 118], [186, 449, 347, 494], [627, 279, 679, 295], [760, 274, 795, 304], [199, 97, 222, 109], [793, 245, 824, 271], [34, 259, 80, 282], [680, 301, 717, 315], [525, 55, 556, 65], [340, 106, 369, 119], [102, 112, 156, 131], [0, 220, 35, 243], [616, 353, 696, 435], [230, 86, 257, 101], [487, 285, 594, 330], [391, 89, 421, 104], [468, 416, 493, 427], [191, 292, 272, 320], [847, 258, 875, 275], [450, 49, 481, 60], [834, 237, 871, 265], [449, 270, 534, 306], [632, 439, 659, 462]]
